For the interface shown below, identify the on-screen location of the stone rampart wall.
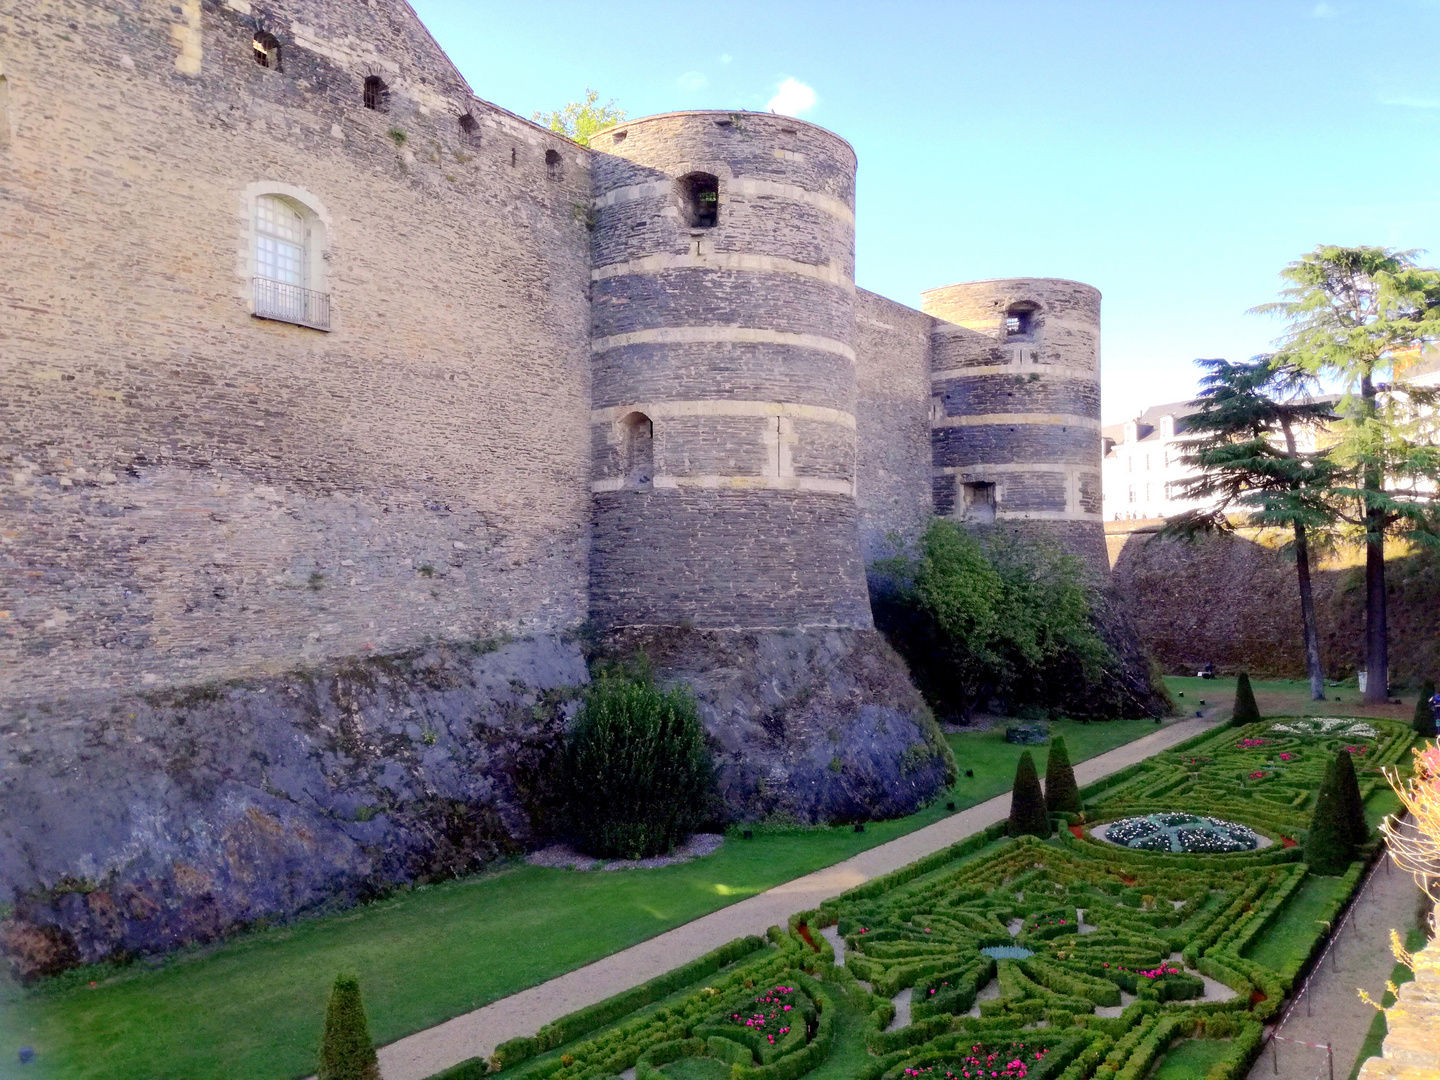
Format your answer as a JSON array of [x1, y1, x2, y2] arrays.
[[1112, 529, 1440, 681]]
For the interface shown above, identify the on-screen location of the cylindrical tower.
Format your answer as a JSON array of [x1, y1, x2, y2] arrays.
[[921, 278, 1106, 569], [587, 111, 871, 630]]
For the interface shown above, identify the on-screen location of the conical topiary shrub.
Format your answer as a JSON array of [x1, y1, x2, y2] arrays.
[[1304, 751, 1357, 875], [1044, 735, 1081, 816], [1007, 750, 1051, 838], [1414, 679, 1437, 738], [318, 974, 380, 1080], [1230, 672, 1260, 728], [1334, 746, 1369, 847]]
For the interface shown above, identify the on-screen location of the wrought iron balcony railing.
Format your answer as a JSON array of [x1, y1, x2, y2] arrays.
[[252, 277, 331, 331]]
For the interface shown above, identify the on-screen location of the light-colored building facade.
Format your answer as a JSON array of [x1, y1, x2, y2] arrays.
[[1101, 402, 1205, 521]]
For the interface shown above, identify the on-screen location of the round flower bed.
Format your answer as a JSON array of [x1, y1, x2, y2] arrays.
[[1093, 813, 1266, 853]]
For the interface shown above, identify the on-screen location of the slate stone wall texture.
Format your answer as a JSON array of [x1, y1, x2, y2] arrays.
[[0, 0, 594, 705], [586, 111, 871, 630], [922, 278, 1109, 573]]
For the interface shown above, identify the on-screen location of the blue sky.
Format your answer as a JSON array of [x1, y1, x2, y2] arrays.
[[409, 0, 1440, 422]]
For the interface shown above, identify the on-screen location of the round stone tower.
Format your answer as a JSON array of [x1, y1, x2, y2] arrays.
[[587, 111, 871, 630], [921, 278, 1106, 570]]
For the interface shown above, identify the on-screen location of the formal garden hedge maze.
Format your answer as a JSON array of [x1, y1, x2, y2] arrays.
[[437, 718, 1413, 1080]]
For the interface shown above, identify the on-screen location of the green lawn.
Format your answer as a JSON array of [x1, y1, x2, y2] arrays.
[[1151, 1038, 1233, 1080], [1241, 873, 1353, 970], [0, 718, 1163, 1080]]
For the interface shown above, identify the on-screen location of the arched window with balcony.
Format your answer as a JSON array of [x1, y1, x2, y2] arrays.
[[251, 190, 330, 330]]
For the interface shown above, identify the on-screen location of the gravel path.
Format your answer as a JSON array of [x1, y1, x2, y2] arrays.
[[376, 715, 1216, 1080], [1246, 857, 1425, 1080]]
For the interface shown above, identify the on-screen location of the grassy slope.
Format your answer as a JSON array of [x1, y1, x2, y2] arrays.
[[1, 719, 1160, 1080], [1346, 927, 1431, 1080]]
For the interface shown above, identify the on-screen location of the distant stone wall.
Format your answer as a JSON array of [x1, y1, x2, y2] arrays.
[[1113, 530, 1440, 681], [853, 289, 935, 563], [0, 0, 593, 705]]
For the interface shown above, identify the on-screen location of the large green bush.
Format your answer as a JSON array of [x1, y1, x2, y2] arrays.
[[559, 671, 714, 859], [870, 519, 1116, 719], [317, 974, 380, 1080]]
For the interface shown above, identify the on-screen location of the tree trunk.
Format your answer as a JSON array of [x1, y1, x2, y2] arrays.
[[1293, 521, 1326, 701], [1360, 373, 1388, 705], [1279, 419, 1327, 702], [1363, 517, 1388, 703]]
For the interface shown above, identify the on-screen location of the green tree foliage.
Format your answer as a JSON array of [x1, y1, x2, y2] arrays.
[[1334, 746, 1369, 847], [317, 974, 380, 1080], [1165, 356, 1339, 700], [1007, 751, 1051, 838], [1254, 246, 1440, 703], [1304, 751, 1359, 874], [871, 519, 1115, 719], [533, 88, 626, 147], [1230, 672, 1261, 728], [1414, 678, 1437, 737], [559, 670, 713, 859], [1044, 735, 1081, 815]]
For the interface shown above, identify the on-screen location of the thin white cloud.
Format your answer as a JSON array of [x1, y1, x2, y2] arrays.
[[677, 71, 707, 92], [1378, 95, 1440, 108], [1311, 2, 1335, 16], [719, 53, 733, 65], [767, 77, 817, 116]]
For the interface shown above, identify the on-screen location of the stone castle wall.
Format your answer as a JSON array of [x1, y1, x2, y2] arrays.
[[0, 0, 594, 704], [0, 0, 1160, 974], [853, 289, 936, 563]]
